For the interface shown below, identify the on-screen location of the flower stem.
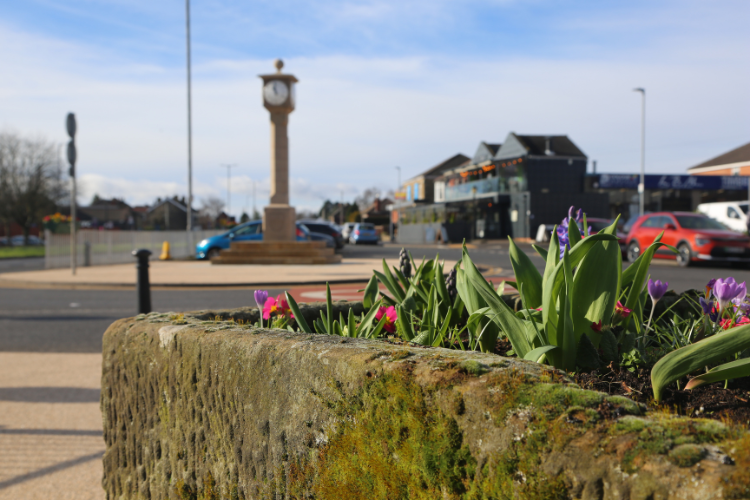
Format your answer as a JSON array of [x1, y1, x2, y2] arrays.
[[645, 298, 656, 335]]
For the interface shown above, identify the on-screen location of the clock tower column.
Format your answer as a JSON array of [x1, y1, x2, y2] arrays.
[[260, 59, 298, 241]]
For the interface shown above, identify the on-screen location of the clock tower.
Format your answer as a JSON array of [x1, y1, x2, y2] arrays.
[[260, 59, 298, 241]]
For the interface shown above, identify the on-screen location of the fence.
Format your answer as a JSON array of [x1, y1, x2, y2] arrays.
[[44, 229, 225, 269]]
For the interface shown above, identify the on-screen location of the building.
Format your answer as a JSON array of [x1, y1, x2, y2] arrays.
[[395, 133, 609, 243], [145, 197, 196, 231], [687, 142, 750, 176], [400, 153, 470, 204], [79, 196, 138, 229]]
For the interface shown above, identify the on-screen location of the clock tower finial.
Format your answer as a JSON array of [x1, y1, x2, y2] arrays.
[[274, 59, 284, 73]]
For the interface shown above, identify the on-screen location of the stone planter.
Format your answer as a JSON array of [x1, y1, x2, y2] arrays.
[[101, 305, 750, 499]]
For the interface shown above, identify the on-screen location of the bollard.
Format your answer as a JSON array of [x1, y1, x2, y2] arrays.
[[159, 241, 172, 260], [132, 249, 152, 314], [83, 241, 91, 267]]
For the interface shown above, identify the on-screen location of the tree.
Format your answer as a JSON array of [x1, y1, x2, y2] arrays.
[[0, 132, 64, 245], [355, 187, 381, 213], [240, 212, 250, 223]]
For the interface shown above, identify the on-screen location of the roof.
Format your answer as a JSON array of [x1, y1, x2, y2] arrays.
[[472, 142, 502, 163], [688, 142, 750, 171], [147, 198, 188, 214], [513, 135, 586, 157], [409, 153, 471, 180]]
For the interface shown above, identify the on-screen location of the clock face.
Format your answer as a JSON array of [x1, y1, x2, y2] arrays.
[[264, 80, 289, 106]]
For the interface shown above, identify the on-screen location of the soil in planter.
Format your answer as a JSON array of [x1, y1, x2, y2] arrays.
[[489, 338, 750, 425], [575, 366, 750, 426]]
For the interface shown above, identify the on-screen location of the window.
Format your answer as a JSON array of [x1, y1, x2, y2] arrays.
[[728, 207, 742, 219], [414, 184, 420, 200], [640, 216, 660, 228], [233, 223, 260, 236], [406, 185, 412, 201], [675, 215, 727, 230]]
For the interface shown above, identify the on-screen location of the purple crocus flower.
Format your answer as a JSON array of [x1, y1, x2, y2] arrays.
[[699, 296, 719, 322], [713, 277, 746, 311], [647, 279, 669, 302], [254, 290, 269, 309]]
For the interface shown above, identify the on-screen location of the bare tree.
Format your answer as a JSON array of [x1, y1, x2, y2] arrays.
[[197, 196, 225, 229], [0, 132, 64, 245], [355, 187, 382, 213]]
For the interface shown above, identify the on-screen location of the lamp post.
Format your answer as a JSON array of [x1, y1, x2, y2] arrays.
[[392, 166, 401, 243], [633, 88, 645, 217], [471, 186, 478, 241], [220, 163, 238, 219], [185, 0, 194, 248]]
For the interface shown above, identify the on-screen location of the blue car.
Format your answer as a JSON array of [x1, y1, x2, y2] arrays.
[[196, 220, 310, 259], [349, 222, 380, 245]]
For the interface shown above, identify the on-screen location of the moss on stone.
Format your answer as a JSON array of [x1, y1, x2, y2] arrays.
[[669, 444, 706, 467]]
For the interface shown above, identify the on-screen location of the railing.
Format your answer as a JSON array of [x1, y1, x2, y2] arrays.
[[44, 229, 225, 269], [445, 177, 504, 201]]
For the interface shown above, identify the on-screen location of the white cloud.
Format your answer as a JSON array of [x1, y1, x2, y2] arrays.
[[1, 17, 749, 218]]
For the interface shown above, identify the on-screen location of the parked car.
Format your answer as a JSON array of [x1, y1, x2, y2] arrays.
[[341, 223, 356, 241], [10, 235, 43, 246], [625, 211, 750, 267], [349, 222, 379, 245], [697, 202, 747, 233], [195, 220, 310, 259], [306, 230, 335, 249], [298, 220, 345, 249]]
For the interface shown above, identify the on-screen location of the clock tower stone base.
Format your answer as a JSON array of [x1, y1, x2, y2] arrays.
[[263, 204, 296, 242]]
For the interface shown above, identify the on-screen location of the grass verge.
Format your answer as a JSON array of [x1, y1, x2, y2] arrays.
[[0, 246, 45, 259]]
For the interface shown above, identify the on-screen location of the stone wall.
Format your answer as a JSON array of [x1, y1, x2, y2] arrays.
[[101, 305, 750, 499]]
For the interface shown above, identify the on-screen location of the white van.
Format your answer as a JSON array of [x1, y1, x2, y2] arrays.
[[696, 201, 749, 233]]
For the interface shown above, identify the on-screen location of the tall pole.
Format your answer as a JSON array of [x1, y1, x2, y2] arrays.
[[185, 0, 194, 246], [220, 164, 238, 218], [66, 113, 77, 275], [395, 166, 401, 189], [634, 88, 645, 216]]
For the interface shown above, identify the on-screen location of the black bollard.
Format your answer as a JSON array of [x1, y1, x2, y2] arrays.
[[133, 249, 152, 314]]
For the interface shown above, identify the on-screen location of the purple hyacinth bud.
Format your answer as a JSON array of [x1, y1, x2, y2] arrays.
[[575, 208, 583, 222], [568, 206, 575, 219], [254, 289, 269, 309], [699, 297, 719, 321], [647, 279, 669, 302], [713, 278, 746, 311]]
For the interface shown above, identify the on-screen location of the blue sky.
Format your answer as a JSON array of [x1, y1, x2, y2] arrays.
[[1, 0, 748, 213]]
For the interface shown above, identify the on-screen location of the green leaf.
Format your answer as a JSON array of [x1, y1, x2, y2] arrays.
[[362, 275, 379, 309], [651, 322, 750, 401], [332, 320, 344, 337], [435, 262, 451, 304], [684, 358, 750, 390], [285, 292, 313, 334], [542, 232, 619, 346], [396, 305, 415, 341], [599, 329, 619, 364], [570, 236, 620, 346], [461, 245, 531, 356], [355, 302, 382, 337], [523, 345, 558, 362], [348, 308, 357, 338], [532, 244, 548, 261], [559, 248, 577, 371], [326, 283, 333, 334], [508, 237, 543, 309], [576, 334, 601, 371], [619, 331, 636, 354], [568, 216, 582, 248]]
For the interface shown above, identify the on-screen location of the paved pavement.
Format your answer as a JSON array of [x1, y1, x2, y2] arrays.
[[2, 241, 750, 497]]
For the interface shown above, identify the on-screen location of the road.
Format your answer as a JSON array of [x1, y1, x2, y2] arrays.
[[1, 242, 749, 354]]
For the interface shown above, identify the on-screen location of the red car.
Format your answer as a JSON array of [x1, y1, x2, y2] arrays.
[[625, 211, 750, 267]]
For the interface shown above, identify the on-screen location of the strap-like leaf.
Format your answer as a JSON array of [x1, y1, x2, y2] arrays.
[[532, 244, 548, 261], [462, 245, 532, 357], [362, 275, 379, 309], [651, 322, 750, 401], [326, 283, 333, 334], [684, 358, 750, 390], [285, 292, 313, 334], [623, 235, 678, 315], [523, 345, 558, 362], [508, 237, 543, 309]]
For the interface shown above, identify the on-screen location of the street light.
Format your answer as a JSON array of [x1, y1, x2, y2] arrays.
[[185, 0, 194, 246], [633, 87, 646, 216], [392, 166, 401, 243]]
